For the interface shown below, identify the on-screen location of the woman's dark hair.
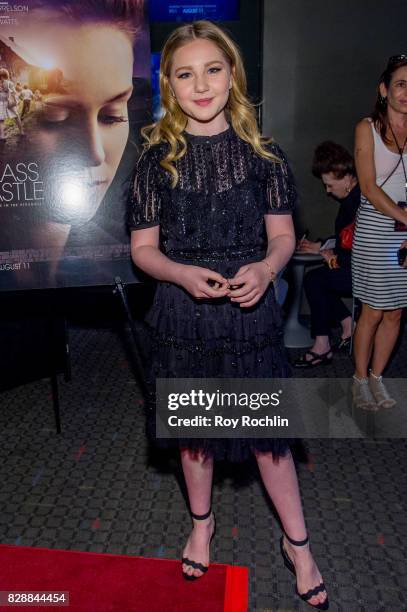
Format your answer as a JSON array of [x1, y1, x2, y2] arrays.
[[371, 55, 407, 145], [312, 141, 356, 179]]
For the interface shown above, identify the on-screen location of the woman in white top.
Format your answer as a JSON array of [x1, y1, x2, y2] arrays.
[[352, 55, 407, 410], [0, 68, 24, 139]]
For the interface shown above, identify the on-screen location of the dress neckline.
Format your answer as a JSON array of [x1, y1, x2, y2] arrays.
[[184, 125, 232, 144]]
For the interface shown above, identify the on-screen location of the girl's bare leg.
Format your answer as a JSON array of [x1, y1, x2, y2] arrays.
[[255, 450, 327, 608], [180, 449, 215, 578]]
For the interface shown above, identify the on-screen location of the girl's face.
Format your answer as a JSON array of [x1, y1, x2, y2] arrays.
[[380, 65, 407, 116], [29, 24, 134, 224], [321, 172, 353, 199], [168, 38, 232, 132]]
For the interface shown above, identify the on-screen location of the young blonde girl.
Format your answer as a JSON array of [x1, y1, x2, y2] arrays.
[[128, 20, 328, 610]]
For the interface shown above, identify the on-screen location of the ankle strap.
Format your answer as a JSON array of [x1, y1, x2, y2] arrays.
[[284, 532, 309, 546], [353, 375, 368, 383], [190, 509, 212, 520]]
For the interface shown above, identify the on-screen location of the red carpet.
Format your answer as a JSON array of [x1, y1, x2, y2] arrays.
[[0, 545, 248, 611]]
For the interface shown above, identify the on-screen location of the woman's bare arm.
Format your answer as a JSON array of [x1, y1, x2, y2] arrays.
[[263, 213, 296, 272], [131, 226, 183, 283], [354, 119, 407, 224]]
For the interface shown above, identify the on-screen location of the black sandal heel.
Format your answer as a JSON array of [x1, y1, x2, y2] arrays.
[[280, 533, 329, 610], [182, 508, 215, 581], [332, 336, 351, 352]]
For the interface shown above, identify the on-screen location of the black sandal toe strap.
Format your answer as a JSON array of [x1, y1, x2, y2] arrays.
[[182, 557, 208, 573], [298, 581, 326, 601]]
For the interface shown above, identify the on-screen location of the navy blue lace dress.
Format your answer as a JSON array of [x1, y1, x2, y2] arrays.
[[128, 127, 296, 461]]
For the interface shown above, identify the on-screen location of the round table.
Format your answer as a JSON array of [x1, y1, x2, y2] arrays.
[[284, 252, 323, 348]]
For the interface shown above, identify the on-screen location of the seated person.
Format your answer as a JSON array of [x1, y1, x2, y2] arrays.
[[294, 141, 360, 367]]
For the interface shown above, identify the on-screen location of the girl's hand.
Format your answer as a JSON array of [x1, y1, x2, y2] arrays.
[[297, 239, 321, 253], [177, 265, 229, 299], [320, 248, 334, 263], [227, 262, 272, 308]]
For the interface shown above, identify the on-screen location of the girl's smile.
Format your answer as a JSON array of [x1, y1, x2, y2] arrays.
[[169, 38, 232, 135], [194, 98, 214, 106]]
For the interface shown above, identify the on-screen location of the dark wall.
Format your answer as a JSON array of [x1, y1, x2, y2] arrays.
[[263, 0, 406, 238]]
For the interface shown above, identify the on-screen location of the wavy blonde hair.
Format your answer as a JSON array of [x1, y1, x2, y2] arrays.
[[142, 20, 279, 187]]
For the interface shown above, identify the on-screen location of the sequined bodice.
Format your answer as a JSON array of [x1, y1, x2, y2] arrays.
[[128, 127, 295, 262]]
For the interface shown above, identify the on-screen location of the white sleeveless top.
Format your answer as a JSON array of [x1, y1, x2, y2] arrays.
[[370, 119, 407, 204]]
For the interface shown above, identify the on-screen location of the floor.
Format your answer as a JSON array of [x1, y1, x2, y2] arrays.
[[0, 320, 406, 611]]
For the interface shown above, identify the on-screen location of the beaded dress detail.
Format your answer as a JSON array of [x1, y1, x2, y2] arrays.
[[128, 127, 296, 461]]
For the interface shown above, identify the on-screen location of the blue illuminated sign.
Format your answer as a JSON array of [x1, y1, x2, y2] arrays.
[[149, 1, 239, 22]]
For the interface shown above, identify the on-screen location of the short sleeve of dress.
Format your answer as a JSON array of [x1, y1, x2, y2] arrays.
[[262, 143, 297, 215], [127, 148, 162, 230]]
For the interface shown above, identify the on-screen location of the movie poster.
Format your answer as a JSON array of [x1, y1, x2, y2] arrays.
[[0, 0, 151, 291]]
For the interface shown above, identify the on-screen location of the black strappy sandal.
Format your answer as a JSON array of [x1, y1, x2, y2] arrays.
[[293, 350, 333, 368], [182, 508, 215, 581], [280, 533, 329, 610]]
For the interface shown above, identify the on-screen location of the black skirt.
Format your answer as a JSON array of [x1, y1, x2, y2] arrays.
[[141, 256, 292, 462]]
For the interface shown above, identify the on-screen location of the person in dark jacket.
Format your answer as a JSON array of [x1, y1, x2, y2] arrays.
[[295, 141, 360, 367]]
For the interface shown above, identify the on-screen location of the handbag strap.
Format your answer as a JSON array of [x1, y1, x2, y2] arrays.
[[379, 124, 407, 194], [388, 125, 407, 200], [379, 156, 402, 189]]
